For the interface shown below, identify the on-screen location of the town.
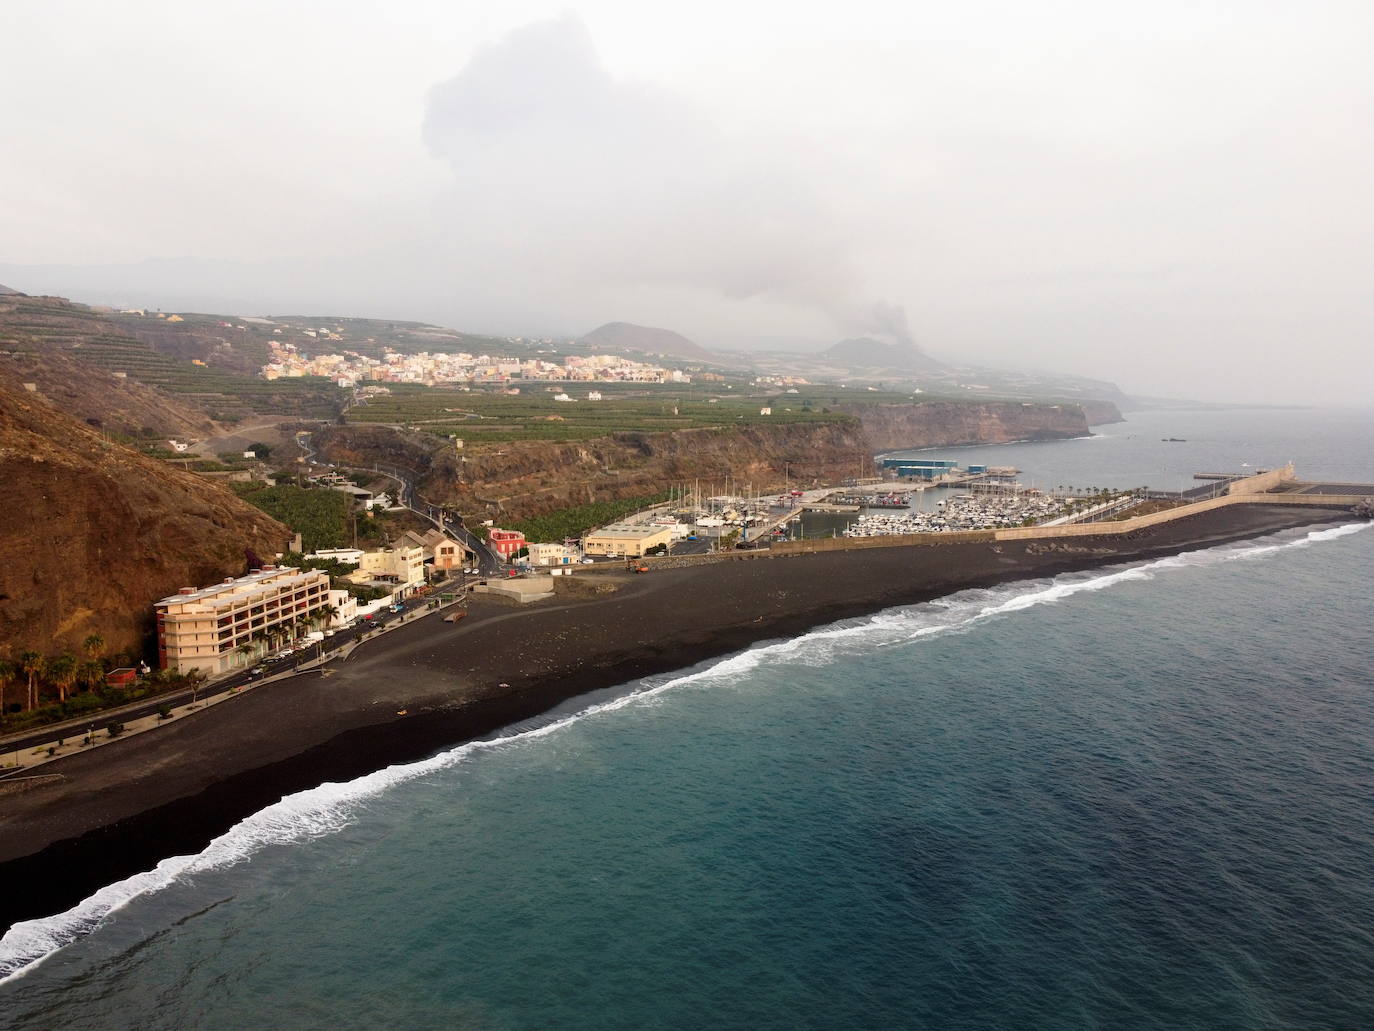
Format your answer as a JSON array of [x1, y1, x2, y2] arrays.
[[261, 338, 693, 389]]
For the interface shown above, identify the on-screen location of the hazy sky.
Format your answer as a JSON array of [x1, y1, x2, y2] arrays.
[[3, 1, 1372, 403]]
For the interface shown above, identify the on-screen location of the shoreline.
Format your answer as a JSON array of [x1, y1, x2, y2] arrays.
[[0, 502, 1351, 932]]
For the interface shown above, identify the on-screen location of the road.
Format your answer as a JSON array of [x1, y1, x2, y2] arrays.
[[296, 431, 504, 575], [0, 584, 461, 768]]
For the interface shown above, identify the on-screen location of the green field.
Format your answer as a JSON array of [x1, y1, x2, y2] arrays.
[[340, 382, 921, 444]]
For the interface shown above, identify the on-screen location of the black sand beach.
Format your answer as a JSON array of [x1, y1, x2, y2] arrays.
[[0, 503, 1346, 930]]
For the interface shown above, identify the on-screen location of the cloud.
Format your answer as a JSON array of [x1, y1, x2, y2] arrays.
[[421, 14, 897, 342]]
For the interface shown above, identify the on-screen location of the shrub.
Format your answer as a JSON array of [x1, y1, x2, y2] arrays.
[[106, 721, 125, 737]]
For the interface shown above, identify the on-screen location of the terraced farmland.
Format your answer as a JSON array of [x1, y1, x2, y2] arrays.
[[344, 383, 862, 444], [0, 296, 343, 419]]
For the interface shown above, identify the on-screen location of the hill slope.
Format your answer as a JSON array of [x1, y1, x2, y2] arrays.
[[578, 322, 714, 361], [0, 349, 214, 438], [0, 383, 290, 661], [821, 336, 944, 372]]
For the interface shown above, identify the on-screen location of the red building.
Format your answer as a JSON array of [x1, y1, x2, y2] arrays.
[[487, 527, 527, 562]]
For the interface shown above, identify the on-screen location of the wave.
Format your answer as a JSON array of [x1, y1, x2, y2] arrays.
[[1, 520, 1368, 985]]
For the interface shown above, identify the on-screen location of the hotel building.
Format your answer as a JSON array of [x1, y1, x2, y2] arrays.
[[154, 565, 332, 674]]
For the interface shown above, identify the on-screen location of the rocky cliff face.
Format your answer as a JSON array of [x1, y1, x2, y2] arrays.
[[316, 421, 872, 519], [316, 398, 1120, 523], [0, 384, 289, 661], [1078, 399, 1125, 426], [841, 401, 1096, 452]]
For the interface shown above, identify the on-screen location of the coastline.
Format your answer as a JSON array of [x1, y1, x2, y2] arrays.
[[0, 502, 1349, 931]]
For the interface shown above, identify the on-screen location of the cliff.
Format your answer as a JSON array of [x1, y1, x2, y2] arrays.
[[0, 383, 289, 661], [316, 398, 1118, 522], [1078, 399, 1125, 426], [315, 421, 871, 519], [842, 401, 1094, 452]]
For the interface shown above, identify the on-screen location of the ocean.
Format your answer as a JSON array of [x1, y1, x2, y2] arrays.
[[2, 408, 1372, 1030]]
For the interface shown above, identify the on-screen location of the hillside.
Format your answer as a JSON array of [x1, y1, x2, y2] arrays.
[[0, 294, 342, 421], [315, 396, 1106, 524], [317, 420, 869, 521], [0, 348, 214, 438], [0, 284, 20, 296], [0, 382, 290, 661], [578, 322, 715, 361], [822, 337, 944, 373]]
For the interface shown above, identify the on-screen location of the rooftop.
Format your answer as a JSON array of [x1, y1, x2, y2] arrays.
[[586, 523, 673, 539], [154, 565, 326, 608]]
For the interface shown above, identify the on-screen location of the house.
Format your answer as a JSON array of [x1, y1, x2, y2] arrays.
[[310, 548, 364, 565], [759, 407, 772, 416], [327, 588, 357, 627], [352, 546, 425, 594], [487, 528, 527, 561], [397, 528, 475, 574], [528, 542, 577, 566]]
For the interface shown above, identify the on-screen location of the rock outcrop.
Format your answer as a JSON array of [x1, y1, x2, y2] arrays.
[[0, 383, 289, 660]]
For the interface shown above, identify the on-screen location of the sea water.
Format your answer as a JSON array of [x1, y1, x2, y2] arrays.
[[2, 408, 1372, 1030]]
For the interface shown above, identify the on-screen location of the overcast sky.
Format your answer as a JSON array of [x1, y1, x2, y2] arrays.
[[3, 1, 1371, 403]]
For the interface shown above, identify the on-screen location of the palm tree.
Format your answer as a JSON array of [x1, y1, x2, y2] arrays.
[[18, 650, 45, 710], [187, 668, 207, 705], [0, 659, 13, 718], [77, 659, 104, 694], [48, 652, 78, 703], [316, 604, 339, 631], [82, 633, 106, 668], [235, 642, 254, 668]]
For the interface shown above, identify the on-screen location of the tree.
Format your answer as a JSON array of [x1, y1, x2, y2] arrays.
[[236, 643, 254, 668], [82, 634, 106, 667], [18, 650, 44, 710], [187, 668, 207, 705], [48, 652, 78, 703], [77, 659, 104, 694], [0, 659, 13, 716]]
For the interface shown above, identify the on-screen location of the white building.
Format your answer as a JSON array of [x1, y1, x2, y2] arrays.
[[528, 542, 578, 566], [353, 546, 425, 595], [327, 588, 358, 627]]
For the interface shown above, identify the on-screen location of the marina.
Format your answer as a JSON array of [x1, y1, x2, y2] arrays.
[[842, 491, 1070, 535]]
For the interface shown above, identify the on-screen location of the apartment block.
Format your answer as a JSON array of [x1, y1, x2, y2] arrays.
[[155, 565, 331, 675]]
